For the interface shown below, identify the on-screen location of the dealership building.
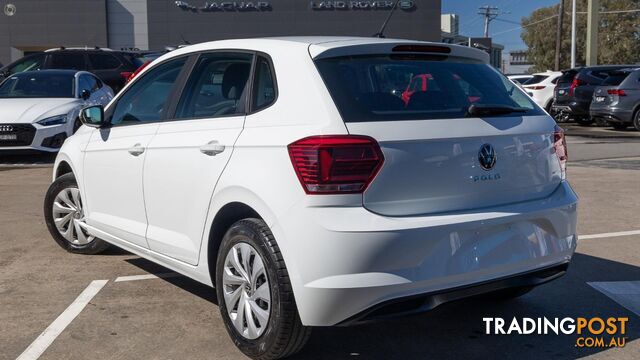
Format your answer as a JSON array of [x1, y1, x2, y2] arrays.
[[0, 0, 443, 65]]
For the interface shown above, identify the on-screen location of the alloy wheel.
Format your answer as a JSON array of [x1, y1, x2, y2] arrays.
[[52, 187, 94, 245], [222, 242, 271, 340]]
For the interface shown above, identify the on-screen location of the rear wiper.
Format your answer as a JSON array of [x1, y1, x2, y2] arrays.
[[466, 104, 528, 117]]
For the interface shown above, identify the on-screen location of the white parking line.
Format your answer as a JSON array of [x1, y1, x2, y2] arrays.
[[114, 272, 180, 282], [16, 280, 108, 360], [580, 230, 640, 240]]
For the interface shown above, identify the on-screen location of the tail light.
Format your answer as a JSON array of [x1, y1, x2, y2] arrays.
[[127, 61, 152, 83], [526, 85, 546, 90], [553, 125, 568, 179], [288, 135, 384, 194], [607, 89, 626, 96], [120, 71, 133, 81], [568, 77, 584, 96]]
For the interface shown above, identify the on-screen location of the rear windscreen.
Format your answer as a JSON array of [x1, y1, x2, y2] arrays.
[[557, 70, 578, 84], [602, 73, 630, 86], [315, 55, 542, 122], [523, 75, 548, 85]]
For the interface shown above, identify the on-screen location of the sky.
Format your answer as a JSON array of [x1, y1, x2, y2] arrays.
[[441, 0, 560, 53]]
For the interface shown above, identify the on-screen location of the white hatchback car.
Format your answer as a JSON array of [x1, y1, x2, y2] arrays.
[[45, 37, 578, 359], [522, 71, 563, 111], [0, 70, 113, 152]]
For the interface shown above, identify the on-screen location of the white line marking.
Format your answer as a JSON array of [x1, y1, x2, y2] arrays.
[[580, 230, 640, 240], [16, 280, 108, 360], [114, 272, 180, 282]]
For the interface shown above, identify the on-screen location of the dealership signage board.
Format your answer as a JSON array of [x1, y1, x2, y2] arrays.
[[174, 1, 416, 12]]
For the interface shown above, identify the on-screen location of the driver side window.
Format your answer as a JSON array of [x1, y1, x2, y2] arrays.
[[110, 57, 187, 126]]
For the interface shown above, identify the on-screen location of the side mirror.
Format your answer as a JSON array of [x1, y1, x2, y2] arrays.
[[80, 89, 91, 100], [80, 105, 106, 128]]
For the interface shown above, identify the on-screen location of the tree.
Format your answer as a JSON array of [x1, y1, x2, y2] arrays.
[[521, 0, 640, 72]]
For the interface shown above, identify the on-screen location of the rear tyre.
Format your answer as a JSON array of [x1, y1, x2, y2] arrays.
[[216, 218, 311, 360], [611, 122, 627, 130], [633, 111, 640, 131], [43, 173, 110, 254]]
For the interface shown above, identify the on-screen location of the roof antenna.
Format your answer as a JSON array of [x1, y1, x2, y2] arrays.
[[373, 0, 401, 38], [180, 34, 191, 45]]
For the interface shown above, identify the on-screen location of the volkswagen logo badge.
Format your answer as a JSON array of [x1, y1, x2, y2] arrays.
[[0, 125, 14, 132], [4, 4, 16, 17], [478, 143, 496, 170]]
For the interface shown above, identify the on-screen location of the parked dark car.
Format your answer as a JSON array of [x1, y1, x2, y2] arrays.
[[552, 65, 634, 125], [590, 68, 640, 131], [0, 48, 149, 93]]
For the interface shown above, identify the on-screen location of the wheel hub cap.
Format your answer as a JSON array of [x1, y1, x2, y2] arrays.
[[52, 187, 94, 245], [222, 242, 271, 340]]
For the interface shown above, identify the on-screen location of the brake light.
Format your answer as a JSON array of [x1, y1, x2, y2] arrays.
[[288, 135, 384, 194], [607, 89, 626, 96], [526, 85, 546, 90], [553, 125, 568, 180], [127, 61, 151, 83], [120, 71, 133, 81], [569, 77, 583, 96]]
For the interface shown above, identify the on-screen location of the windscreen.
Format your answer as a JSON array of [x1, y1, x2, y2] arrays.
[[315, 55, 542, 122], [0, 72, 74, 98]]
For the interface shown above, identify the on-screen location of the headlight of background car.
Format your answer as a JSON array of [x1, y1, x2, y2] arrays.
[[37, 114, 68, 126]]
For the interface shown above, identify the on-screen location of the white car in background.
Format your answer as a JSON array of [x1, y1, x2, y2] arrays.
[[522, 71, 562, 111], [44, 37, 577, 359], [0, 70, 113, 152]]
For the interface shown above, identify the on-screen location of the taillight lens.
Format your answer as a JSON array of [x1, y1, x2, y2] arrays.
[[526, 85, 546, 90], [288, 135, 384, 194], [607, 89, 626, 96], [127, 61, 151, 83], [120, 71, 133, 81], [553, 125, 568, 179], [569, 77, 583, 96]]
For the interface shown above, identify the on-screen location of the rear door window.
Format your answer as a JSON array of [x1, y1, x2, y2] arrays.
[[48, 53, 86, 70], [174, 52, 253, 119], [315, 55, 542, 122], [252, 56, 277, 111], [89, 53, 122, 70]]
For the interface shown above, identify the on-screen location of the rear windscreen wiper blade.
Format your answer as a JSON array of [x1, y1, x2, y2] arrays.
[[466, 104, 528, 117]]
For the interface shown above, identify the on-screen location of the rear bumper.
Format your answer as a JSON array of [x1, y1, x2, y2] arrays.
[[338, 262, 569, 325], [589, 108, 633, 123], [276, 181, 578, 326], [552, 101, 589, 116]]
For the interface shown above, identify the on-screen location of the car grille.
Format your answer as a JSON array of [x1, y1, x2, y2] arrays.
[[0, 124, 36, 147]]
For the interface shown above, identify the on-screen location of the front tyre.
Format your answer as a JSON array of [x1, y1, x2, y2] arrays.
[[43, 173, 110, 254], [216, 219, 310, 360]]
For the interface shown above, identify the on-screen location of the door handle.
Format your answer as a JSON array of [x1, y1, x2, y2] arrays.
[[200, 140, 230, 156], [200, 141, 226, 156], [128, 143, 145, 156]]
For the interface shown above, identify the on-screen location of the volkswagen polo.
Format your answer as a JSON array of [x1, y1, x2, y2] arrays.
[[44, 37, 578, 359]]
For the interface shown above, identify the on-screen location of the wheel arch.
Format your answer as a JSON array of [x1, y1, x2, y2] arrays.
[[205, 200, 263, 287]]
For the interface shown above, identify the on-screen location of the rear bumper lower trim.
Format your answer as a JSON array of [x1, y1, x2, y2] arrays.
[[337, 261, 569, 326]]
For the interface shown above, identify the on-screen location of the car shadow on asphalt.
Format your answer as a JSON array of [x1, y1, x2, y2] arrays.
[[126, 253, 639, 359]]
